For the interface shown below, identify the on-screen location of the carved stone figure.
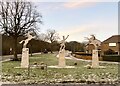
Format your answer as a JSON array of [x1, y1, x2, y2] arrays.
[[58, 35, 69, 67], [85, 35, 101, 50], [19, 32, 35, 68], [59, 35, 69, 52], [19, 32, 35, 48], [85, 35, 101, 68]]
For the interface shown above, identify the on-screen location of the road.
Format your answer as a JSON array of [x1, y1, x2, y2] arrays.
[[1, 52, 42, 62]]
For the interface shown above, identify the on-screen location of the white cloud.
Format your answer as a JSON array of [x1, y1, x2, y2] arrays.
[[58, 23, 99, 42], [2, 0, 118, 2], [58, 21, 118, 42], [63, 2, 95, 9], [36, 2, 95, 15], [58, 24, 98, 35], [20, 0, 119, 2]]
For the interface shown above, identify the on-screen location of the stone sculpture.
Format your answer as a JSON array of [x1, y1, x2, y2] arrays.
[[86, 35, 101, 68], [19, 32, 35, 68], [58, 35, 69, 67]]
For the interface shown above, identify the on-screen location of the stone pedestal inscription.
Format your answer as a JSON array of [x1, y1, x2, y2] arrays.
[[21, 48, 29, 68], [58, 49, 66, 67], [92, 50, 99, 68]]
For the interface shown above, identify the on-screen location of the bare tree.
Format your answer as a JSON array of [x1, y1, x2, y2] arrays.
[[0, 1, 42, 60], [39, 33, 48, 42], [45, 29, 59, 53]]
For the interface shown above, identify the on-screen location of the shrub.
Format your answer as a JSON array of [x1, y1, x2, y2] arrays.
[[104, 49, 117, 55], [102, 55, 120, 62], [73, 52, 102, 61]]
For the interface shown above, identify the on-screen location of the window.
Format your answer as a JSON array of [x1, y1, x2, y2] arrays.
[[109, 43, 116, 47]]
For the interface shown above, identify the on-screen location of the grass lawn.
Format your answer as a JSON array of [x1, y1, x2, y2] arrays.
[[2, 53, 119, 84]]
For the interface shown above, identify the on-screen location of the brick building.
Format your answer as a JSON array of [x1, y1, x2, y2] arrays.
[[101, 35, 120, 55], [85, 35, 120, 55]]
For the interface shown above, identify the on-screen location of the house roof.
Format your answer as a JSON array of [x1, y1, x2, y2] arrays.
[[102, 35, 120, 43]]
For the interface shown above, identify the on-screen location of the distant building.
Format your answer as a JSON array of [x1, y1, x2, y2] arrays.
[[101, 35, 120, 55], [85, 35, 120, 55]]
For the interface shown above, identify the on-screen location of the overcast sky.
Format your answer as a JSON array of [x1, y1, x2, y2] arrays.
[[34, 1, 118, 42]]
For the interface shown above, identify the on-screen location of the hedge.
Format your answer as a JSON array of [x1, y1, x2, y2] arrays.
[[73, 52, 92, 56], [73, 52, 102, 61], [102, 55, 120, 62]]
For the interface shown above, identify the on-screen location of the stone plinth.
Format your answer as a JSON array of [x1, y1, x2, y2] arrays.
[[58, 49, 66, 67], [48, 66, 75, 68], [92, 49, 99, 68], [21, 48, 29, 68]]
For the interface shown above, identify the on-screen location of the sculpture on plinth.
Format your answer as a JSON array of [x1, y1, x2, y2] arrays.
[[19, 32, 35, 68], [58, 35, 69, 67], [85, 35, 102, 68]]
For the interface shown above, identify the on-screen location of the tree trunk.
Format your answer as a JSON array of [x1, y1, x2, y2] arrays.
[[50, 43, 53, 53], [13, 36, 18, 61], [30, 44, 33, 56]]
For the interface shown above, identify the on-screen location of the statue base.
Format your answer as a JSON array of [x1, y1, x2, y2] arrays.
[[84, 49, 106, 69], [92, 49, 99, 68], [58, 49, 66, 67], [21, 48, 29, 68]]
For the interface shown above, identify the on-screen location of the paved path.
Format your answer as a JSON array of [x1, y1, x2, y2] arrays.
[[1, 54, 21, 62], [1, 52, 42, 62], [73, 57, 119, 65], [64, 55, 119, 65]]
